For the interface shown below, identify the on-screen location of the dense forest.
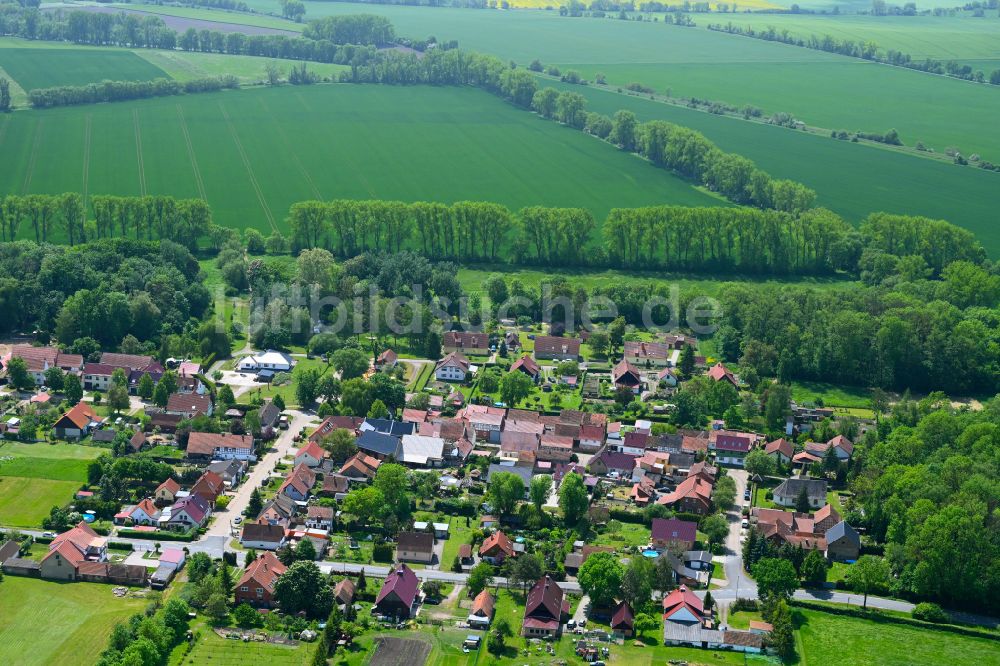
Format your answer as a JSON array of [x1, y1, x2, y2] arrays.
[[852, 399, 1000, 613], [0, 239, 228, 360]]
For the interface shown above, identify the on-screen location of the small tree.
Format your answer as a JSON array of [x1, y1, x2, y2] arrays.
[[795, 485, 812, 514], [234, 602, 262, 628], [800, 549, 828, 587], [295, 537, 317, 561], [769, 599, 796, 660], [467, 562, 494, 597], [845, 555, 890, 609], [137, 373, 154, 400], [528, 474, 553, 511]]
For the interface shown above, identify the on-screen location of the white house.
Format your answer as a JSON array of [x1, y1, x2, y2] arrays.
[[240, 523, 287, 551], [237, 350, 295, 373], [435, 352, 470, 382]]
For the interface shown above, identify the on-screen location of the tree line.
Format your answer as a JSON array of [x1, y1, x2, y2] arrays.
[[708, 22, 1000, 87], [0, 194, 212, 249], [27, 75, 238, 108], [0, 8, 384, 66]]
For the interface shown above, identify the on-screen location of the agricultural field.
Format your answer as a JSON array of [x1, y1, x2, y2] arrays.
[[544, 79, 1000, 254], [0, 576, 148, 666], [0, 83, 719, 237], [794, 608, 1000, 665], [0, 46, 168, 91], [699, 12, 1000, 64], [0, 441, 102, 528], [555, 60, 1000, 162]]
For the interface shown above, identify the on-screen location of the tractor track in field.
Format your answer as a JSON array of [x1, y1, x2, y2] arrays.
[[175, 103, 207, 200], [132, 109, 147, 196], [218, 101, 277, 233], [0, 115, 10, 150], [82, 115, 92, 201], [258, 96, 322, 200], [21, 119, 43, 194]]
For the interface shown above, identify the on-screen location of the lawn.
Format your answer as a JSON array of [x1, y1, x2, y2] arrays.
[[789, 380, 874, 410], [591, 520, 651, 551], [0, 47, 168, 91], [170, 627, 314, 666], [794, 607, 1000, 665], [0, 441, 104, 481], [0, 83, 718, 240], [0, 576, 147, 666], [0, 441, 102, 527]]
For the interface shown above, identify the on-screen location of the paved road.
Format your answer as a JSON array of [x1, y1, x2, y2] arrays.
[[204, 409, 315, 540]]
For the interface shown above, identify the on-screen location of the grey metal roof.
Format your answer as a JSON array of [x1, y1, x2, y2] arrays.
[[825, 520, 860, 545]]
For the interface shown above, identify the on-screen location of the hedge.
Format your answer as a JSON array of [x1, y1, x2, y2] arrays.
[[789, 600, 999, 641], [108, 541, 136, 551], [117, 528, 196, 542]]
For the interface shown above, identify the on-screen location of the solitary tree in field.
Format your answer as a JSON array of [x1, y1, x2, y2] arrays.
[[845, 555, 891, 609]]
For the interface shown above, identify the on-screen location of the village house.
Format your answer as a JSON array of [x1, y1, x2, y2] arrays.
[[167, 494, 211, 530], [154, 478, 181, 505], [279, 464, 316, 502], [53, 402, 102, 441], [510, 355, 541, 382], [462, 404, 505, 443], [611, 601, 635, 638], [375, 564, 420, 619], [237, 350, 295, 376], [320, 473, 351, 500], [308, 415, 363, 445], [611, 359, 643, 394], [656, 473, 712, 516], [235, 551, 287, 608], [165, 392, 213, 419], [443, 331, 490, 355], [504, 330, 521, 352], [707, 362, 738, 387], [479, 530, 515, 564], [435, 351, 471, 382], [773, 477, 828, 509], [340, 451, 381, 480], [186, 432, 256, 462], [521, 575, 568, 637], [4, 345, 83, 386], [623, 341, 671, 367], [334, 578, 356, 607], [468, 589, 495, 628], [588, 447, 637, 478], [294, 440, 327, 468], [825, 520, 862, 561], [83, 353, 164, 393], [806, 435, 855, 461], [305, 505, 334, 531], [356, 430, 404, 461], [190, 470, 226, 506], [39, 522, 107, 580], [710, 430, 757, 467], [533, 336, 581, 361], [396, 531, 435, 563], [651, 518, 698, 553], [376, 348, 398, 371], [764, 438, 794, 465], [206, 459, 246, 488], [114, 498, 160, 526], [240, 523, 287, 550], [538, 434, 573, 462], [257, 494, 297, 527]]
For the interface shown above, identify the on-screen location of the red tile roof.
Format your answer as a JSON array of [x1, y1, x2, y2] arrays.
[[479, 530, 515, 558], [237, 551, 286, 593]]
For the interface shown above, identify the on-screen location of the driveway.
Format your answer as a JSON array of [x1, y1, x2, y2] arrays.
[[203, 409, 316, 539]]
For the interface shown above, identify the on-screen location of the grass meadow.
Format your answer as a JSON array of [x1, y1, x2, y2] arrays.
[[168, 629, 313, 666], [0, 576, 147, 666], [794, 608, 1000, 665], [0, 441, 102, 527], [0, 83, 719, 237]]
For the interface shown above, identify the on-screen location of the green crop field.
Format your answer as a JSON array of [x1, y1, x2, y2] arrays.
[[542, 79, 1000, 255], [555, 60, 1000, 161], [795, 608, 1000, 665], [0, 47, 167, 91], [0, 83, 720, 236], [0, 577, 148, 666], [698, 13, 1000, 64], [137, 49, 347, 83]]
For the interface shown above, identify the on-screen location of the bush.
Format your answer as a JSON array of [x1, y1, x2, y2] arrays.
[[372, 542, 393, 562], [912, 603, 948, 623]]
